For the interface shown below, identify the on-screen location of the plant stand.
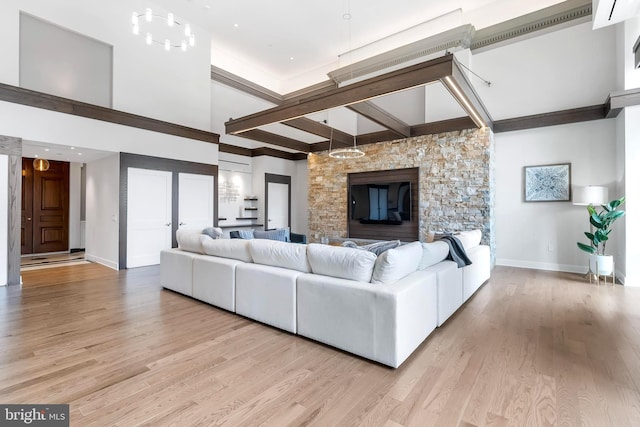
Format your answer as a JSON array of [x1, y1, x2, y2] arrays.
[[589, 258, 615, 286]]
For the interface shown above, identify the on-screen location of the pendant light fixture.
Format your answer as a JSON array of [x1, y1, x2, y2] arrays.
[[328, 1, 365, 159], [329, 134, 365, 159]]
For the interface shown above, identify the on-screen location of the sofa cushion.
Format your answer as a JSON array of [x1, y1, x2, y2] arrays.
[[254, 228, 288, 242], [371, 241, 423, 285], [248, 239, 310, 272], [201, 238, 253, 262], [176, 228, 205, 253], [418, 240, 450, 270], [307, 243, 377, 282], [456, 230, 482, 251]]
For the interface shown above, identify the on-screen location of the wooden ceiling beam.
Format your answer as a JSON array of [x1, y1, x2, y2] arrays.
[[211, 65, 282, 105], [493, 105, 606, 133], [225, 55, 455, 135], [347, 101, 411, 138], [411, 117, 476, 136], [236, 129, 311, 152], [282, 117, 353, 147]]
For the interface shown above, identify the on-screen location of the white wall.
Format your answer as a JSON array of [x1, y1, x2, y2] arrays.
[[0, 155, 7, 286], [494, 120, 617, 273], [623, 18, 640, 90], [218, 169, 254, 224], [615, 109, 626, 283], [0, 0, 211, 131], [85, 154, 119, 269], [471, 20, 623, 275], [620, 106, 640, 286], [251, 156, 309, 236], [68, 162, 82, 250], [0, 101, 218, 166]]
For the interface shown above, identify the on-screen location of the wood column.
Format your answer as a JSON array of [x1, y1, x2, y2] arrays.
[[0, 135, 22, 286]]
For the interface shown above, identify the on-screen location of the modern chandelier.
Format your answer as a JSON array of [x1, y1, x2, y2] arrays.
[[328, 128, 365, 159], [131, 8, 195, 52]]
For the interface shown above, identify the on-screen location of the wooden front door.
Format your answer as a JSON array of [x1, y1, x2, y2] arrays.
[[21, 158, 70, 254]]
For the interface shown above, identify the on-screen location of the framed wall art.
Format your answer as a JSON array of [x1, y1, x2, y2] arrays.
[[524, 163, 571, 202]]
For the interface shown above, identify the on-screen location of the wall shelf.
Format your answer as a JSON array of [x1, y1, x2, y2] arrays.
[[236, 217, 258, 220], [219, 223, 263, 229]]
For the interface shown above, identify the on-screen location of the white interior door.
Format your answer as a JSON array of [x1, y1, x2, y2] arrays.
[[178, 173, 214, 230], [267, 182, 289, 229], [127, 168, 172, 268]]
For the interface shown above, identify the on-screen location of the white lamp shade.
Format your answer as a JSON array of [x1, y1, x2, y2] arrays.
[[573, 185, 608, 206]]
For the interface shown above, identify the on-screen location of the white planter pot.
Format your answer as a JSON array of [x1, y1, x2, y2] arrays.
[[589, 254, 614, 276]]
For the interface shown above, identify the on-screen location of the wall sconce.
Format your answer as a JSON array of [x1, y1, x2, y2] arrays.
[[33, 158, 50, 172]]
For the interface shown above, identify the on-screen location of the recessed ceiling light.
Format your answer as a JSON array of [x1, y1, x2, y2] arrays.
[[204, 4, 210, 9], [290, 57, 294, 60], [78, 153, 83, 156], [70, 147, 75, 150], [44, 148, 49, 151], [34, 154, 39, 158], [234, 23, 239, 28]]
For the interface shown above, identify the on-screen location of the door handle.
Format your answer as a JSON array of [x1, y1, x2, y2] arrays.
[[179, 222, 186, 226], [165, 222, 171, 226], [268, 219, 272, 222]]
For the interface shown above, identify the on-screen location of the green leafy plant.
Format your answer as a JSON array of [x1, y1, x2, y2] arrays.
[[577, 196, 625, 255]]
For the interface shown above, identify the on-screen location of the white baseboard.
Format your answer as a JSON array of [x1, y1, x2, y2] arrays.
[[496, 259, 635, 286], [85, 254, 118, 270], [495, 258, 586, 274]]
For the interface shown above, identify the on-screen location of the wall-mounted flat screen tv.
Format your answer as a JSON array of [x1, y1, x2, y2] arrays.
[[350, 181, 411, 224]]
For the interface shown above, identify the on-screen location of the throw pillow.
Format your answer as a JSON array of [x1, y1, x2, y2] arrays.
[[238, 229, 255, 239], [361, 240, 401, 256], [340, 240, 401, 255], [254, 228, 287, 242], [341, 241, 358, 249], [201, 227, 223, 239]]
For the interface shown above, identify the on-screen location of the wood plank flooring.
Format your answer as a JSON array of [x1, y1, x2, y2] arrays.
[[2, 264, 640, 426]]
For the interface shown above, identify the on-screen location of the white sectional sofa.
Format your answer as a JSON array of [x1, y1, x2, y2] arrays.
[[160, 229, 490, 368]]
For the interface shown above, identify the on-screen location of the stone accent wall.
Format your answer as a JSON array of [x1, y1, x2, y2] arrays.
[[308, 128, 495, 251]]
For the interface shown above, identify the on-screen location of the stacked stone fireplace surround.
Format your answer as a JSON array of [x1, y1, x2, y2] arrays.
[[307, 128, 495, 257]]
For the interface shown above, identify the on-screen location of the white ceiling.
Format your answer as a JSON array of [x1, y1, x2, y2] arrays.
[[153, 0, 572, 93], [22, 140, 113, 163]]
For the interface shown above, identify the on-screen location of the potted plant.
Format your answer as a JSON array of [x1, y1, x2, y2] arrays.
[[577, 196, 625, 276]]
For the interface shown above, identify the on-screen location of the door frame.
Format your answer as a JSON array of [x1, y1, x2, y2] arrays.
[[264, 173, 291, 231], [119, 153, 217, 269]]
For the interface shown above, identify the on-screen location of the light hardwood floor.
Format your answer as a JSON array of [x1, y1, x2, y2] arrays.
[[2, 264, 640, 426]]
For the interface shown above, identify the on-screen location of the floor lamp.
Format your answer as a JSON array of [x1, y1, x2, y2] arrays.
[[573, 185, 609, 279]]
